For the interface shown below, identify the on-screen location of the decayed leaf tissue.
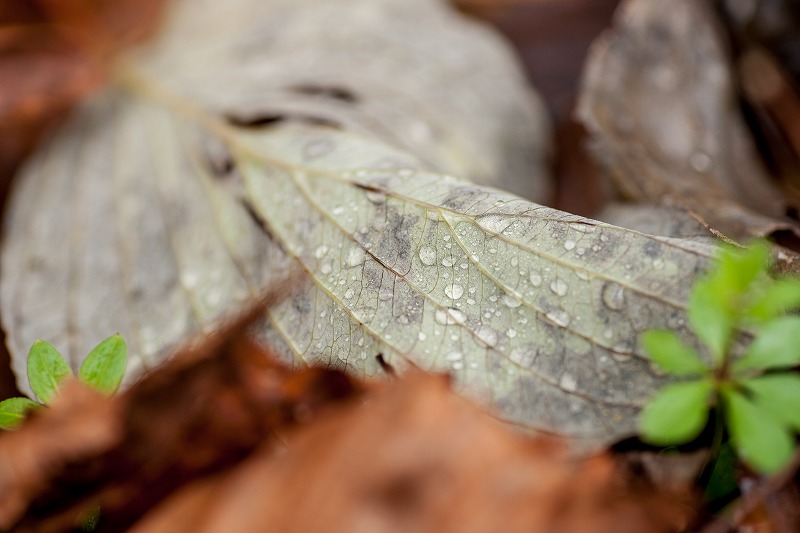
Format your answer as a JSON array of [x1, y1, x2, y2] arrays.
[[1, 0, 722, 446], [2, 0, 800, 530]]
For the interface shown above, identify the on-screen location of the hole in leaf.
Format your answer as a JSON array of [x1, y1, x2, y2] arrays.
[[289, 84, 359, 104], [225, 113, 286, 128]]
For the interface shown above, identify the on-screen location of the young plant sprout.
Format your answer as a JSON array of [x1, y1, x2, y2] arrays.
[[0, 334, 127, 430]]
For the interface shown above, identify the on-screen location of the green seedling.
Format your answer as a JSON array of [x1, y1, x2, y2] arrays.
[[0, 334, 127, 430], [639, 241, 800, 475]]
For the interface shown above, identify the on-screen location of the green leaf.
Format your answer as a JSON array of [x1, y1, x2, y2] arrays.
[[746, 278, 800, 322], [79, 334, 127, 395], [723, 388, 795, 474], [741, 373, 800, 432], [27, 340, 72, 404], [688, 277, 735, 364], [704, 441, 739, 505], [639, 379, 713, 445], [717, 241, 770, 294], [0, 397, 40, 429], [641, 329, 708, 375], [733, 316, 800, 372]]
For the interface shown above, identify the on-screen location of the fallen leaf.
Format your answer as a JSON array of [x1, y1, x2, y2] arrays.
[[597, 203, 719, 245], [2, 299, 365, 532], [0, 379, 120, 530], [131, 372, 691, 533], [0, 0, 167, 181], [0, 0, 731, 448], [576, 0, 799, 241]]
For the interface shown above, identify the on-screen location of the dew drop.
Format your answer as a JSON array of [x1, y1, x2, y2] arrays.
[[476, 326, 498, 347], [332, 206, 344, 215], [445, 283, 464, 300], [451, 361, 464, 370], [690, 151, 712, 172], [559, 373, 577, 392], [564, 240, 576, 251], [418, 331, 427, 341], [503, 294, 522, 308], [365, 190, 386, 204], [529, 272, 543, 287], [510, 346, 535, 366], [446, 351, 463, 361], [303, 138, 335, 160], [507, 328, 517, 338], [314, 245, 329, 259], [652, 258, 664, 269], [435, 308, 466, 325], [418, 246, 436, 266], [345, 247, 366, 268], [344, 288, 355, 300], [320, 262, 332, 274], [182, 271, 200, 289], [441, 257, 455, 267], [546, 310, 571, 327], [549, 279, 568, 296], [601, 282, 626, 311], [478, 215, 510, 233]]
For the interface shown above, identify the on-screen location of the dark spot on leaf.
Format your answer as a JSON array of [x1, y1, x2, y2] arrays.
[[643, 240, 662, 258]]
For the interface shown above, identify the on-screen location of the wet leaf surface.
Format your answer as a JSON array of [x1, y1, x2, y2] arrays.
[[0, 0, 733, 448]]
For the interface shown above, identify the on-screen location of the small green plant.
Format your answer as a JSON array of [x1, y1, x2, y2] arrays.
[[639, 241, 800, 474], [0, 334, 127, 430]]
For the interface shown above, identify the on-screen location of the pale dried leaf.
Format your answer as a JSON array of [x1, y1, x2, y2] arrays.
[[1, 0, 724, 447]]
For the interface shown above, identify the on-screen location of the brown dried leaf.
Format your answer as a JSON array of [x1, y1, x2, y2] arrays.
[[132, 372, 692, 533], [577, 0, 799, 241], [0, 0, 167, 193], [0, 379, 119, 530], [1, 301, 365, 532]]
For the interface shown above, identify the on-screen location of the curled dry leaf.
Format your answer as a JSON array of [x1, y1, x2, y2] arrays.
[[131, 372, 691, 533], [0, 0, 734, 448], [577, 0, 799, 241]]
